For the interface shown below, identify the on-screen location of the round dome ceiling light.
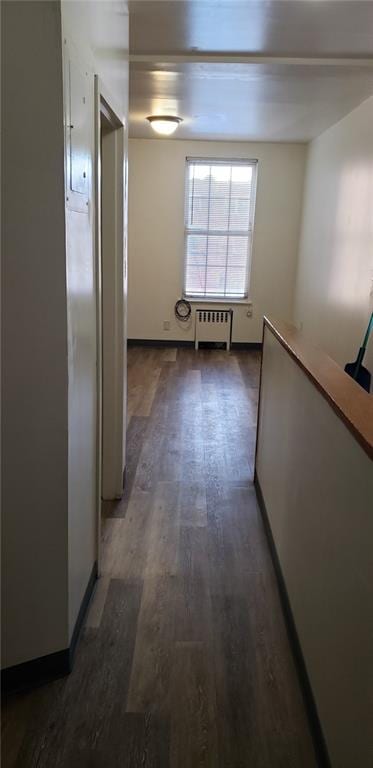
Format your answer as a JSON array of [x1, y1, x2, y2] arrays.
[[146, 115, 183, 136]]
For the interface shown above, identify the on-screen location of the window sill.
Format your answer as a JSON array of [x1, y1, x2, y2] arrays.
[[184, 297, 252, 306]]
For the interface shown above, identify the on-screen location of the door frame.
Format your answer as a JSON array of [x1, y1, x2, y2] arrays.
[[94, 77, 126, 572]]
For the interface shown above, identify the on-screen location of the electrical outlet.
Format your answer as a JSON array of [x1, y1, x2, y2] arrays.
[[163, 320, 170, 331]]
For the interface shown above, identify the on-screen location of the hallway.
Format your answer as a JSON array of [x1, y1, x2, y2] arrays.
[[3, 347, 317, 767]]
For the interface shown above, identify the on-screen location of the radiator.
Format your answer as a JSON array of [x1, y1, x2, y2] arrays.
[[195, 309, 232, 351]]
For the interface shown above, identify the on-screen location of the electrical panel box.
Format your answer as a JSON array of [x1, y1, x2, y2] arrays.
[[63, 42, 90, 213]]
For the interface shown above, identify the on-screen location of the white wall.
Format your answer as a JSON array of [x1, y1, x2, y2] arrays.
[[128, 139, 306, 343], [2, 1, 69, 666], [294, 95, 373, 372], [256, 326, 373, 768], [61, 1, 129, 637], [61, 0, 128, 123], [1, 0, 128, 669]]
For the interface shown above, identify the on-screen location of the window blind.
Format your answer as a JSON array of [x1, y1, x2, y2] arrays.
[[184, 158, 257, 299]]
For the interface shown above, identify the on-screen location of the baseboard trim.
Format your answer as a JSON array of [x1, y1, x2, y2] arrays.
[[68, 560, 98, 667], [1, 649, 70, 695], [231, 341, 262, 350], [254, 471, 331, 768], [128, 338, 262, 350], [2, 561, 98, 695], [128, 339, 194, 347]]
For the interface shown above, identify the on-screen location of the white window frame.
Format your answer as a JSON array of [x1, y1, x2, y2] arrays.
[[183, 157, 258, 301]]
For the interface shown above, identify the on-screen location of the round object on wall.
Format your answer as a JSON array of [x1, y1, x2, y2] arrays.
[[175, 299, 192, 322]]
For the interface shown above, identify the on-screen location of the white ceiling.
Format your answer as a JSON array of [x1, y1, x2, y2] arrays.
[[128, 0, 373, 142]]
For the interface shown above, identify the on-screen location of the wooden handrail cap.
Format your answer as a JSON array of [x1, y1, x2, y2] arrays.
[[263, 316, 373, 461]]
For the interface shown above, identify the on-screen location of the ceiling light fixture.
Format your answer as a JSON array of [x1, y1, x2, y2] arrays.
[[146, 115, 183, 136]]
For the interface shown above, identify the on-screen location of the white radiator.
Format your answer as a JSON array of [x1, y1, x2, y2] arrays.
[[195, 309, 232, 351]]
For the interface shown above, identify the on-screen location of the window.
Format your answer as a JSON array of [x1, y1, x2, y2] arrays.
[[184, 158, 258, 300]]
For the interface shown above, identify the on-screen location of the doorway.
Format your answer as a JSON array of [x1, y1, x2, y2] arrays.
[[95, 82, 128, 569]]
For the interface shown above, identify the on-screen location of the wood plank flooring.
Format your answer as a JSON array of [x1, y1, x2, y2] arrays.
[[2, 346, 317, 767]]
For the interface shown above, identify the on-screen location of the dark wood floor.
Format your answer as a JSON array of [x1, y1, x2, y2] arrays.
[[2, 346, 317, 767]]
